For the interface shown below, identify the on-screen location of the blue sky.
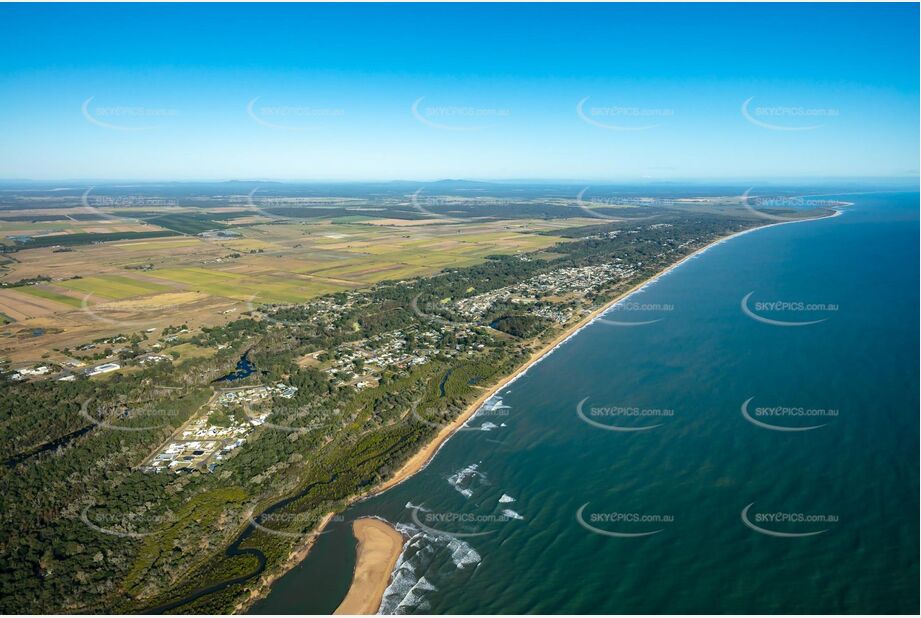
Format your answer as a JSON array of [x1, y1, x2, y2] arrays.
[[0, 3, 918, 181]]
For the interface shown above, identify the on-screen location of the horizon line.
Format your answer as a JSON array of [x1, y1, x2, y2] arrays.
[[1, 176, 918, 185]]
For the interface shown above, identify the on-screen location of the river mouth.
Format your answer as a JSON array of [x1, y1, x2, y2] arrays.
[[252, 193, 920, 615]]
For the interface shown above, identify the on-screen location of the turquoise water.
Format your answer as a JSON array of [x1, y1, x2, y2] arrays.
[[254, 192, 919, 614]]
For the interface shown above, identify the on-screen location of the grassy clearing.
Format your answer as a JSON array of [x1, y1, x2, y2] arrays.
[[398, 253, 480, 269], [168, 342, 218, 364], [113, 238, 204, 250], [306, 260, 427, 283], [150, 267, 346, 302], [148, 268, 248, 299], [154, 267, 244, 283], [57, 275, 172, 299], [246, 279, 346, 303], [16, 286, 83, 308], [217, 239, 282, 252]]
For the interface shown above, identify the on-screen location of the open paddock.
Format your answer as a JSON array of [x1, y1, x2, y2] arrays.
[[0, 292, 244, 364], [0, 289, 65, 321], [58, 275, 172, 300], [16, 285, 84, 309], [0, 215, 590, 362]]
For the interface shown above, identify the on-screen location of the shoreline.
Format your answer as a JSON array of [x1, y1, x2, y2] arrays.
[[333, 518, 405, 615], [363, 209, 842, 500], [235, 208, 840, 614]]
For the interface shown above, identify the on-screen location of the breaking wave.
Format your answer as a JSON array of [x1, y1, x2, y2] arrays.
[[446, 462, 486, 498], [379, 521, 482, 614]]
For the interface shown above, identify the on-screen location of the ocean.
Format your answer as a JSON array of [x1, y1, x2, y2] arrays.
[[252, 192, 919, 614]]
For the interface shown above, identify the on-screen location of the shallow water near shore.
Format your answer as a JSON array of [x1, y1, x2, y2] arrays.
[[252, 192, 919, 614]]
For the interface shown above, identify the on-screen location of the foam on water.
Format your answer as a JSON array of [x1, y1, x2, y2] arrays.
[[467, 397, 511, 429], [388, 576, 437, 615], [379, 521, 482, 614], [446, 535, 482, 569], [446, 462, 485, 498], [481, 396, 510, 412], [259, 199, 916, 615], [379, 524, 432, 614]]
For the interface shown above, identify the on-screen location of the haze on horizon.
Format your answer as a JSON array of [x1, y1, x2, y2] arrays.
[[0, 3, 918, 182]]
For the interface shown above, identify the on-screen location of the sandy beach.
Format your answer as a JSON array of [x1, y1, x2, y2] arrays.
[[334, 518, 405, 615], [237, 210, 838, 614], [366, 219, 810, 499]]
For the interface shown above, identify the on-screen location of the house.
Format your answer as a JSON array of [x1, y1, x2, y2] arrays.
[[86, 363, 120, 376]]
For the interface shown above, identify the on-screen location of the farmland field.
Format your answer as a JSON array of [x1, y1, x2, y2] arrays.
[[0, 289, 64, 320], [147, 267, 347, 303], [57, 275, 173, 299], [0, 193, 595, 363], [15, 285, 83, 308]]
